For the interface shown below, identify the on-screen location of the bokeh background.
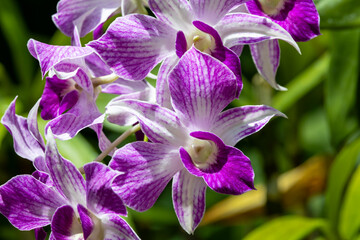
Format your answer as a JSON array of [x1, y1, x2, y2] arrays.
[[0, 0, 359, 239]]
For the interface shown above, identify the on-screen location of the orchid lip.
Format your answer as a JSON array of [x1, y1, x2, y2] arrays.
[[258, 0, 286, 16], [185, 27, 216, 54], [185, 138, 217, 169]]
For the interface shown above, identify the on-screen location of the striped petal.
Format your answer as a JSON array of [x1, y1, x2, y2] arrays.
[[215, 13, 299, 52], [190, 0, 249, 25], [211, 105, 285, 146], [168, 47, 237, 131], [87, 14, 177, 80], [102, 214, 140, 240], [51, 205, 83, 240], [172, 169, 207, 234], [250, 39, 285, 90], [110, 142, 183, 211]]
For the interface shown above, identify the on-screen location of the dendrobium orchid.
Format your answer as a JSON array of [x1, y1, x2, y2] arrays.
[[88, 0, 299, 107], [107, 48, 285, 233], [0, 131, 139, 240]]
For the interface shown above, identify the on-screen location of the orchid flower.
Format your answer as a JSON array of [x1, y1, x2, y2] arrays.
[[88, 0, 299, 108], [53, 0, 148, 40], [107, 48, 285, 233], [0, 131, 139, 240]]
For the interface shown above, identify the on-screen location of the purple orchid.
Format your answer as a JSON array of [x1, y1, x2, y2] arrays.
[[27, 39, 116, 154], [88, 0, 299, 108], [53, 0, 148, 40], [0, 131, 139, 240], [107, 48, 285, 233]]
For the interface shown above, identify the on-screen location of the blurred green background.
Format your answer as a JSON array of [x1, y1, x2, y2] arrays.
[[0, 0, 360, 239]]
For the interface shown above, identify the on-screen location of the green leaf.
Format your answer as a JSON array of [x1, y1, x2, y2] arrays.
[[243, 216, 329, 240], [325, 137, 360, 230], [325, 29, 360, 146], [272, 52, 330, 112], [317, 0, 360, 29], [339, 165, 360, 239]]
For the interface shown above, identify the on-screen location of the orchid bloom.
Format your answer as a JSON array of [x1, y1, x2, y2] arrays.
[[107, 48, 284, 233], [0, 131, 139, 240], [27, 39, 118, 154], [88, 0, 299, 107], [53, 0, 148, 40]]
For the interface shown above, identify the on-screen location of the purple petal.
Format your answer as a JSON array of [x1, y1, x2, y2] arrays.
[[77, 204, 94, 239], [102, 214, 140, 240], [172, 169, 207, 234], [1, 98, 45, 163], [52, 0, 121, 37], [149, 0, 194, 31], [32, 171, 53, 186], [84, 53, 113, 77], [102, 79, 151, 95], [180, 132, 255, 195], [190, 0, 249, 25], [35, 228, 47, 240], [215, 13, 299, 52], [90, 124, 114, 156], [27, 39, 93, 77], [250, 39, 285, 90], [211, 105, 285, 146], [175, 31, 188, 58], [168, 47, 237, 131], [246, 0, 320, 42], [110, 142, 183, 211], [106, 100, 188, 146], [45, 132, 86, 206], [156, 54, 179, 109], [87, 14, 177, 80], [51, 205, 83, 240], [84, 162, 127, 216], [0, 175, 66, 230]]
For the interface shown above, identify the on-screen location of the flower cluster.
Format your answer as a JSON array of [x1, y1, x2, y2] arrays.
[[0, 0, 320, 239]]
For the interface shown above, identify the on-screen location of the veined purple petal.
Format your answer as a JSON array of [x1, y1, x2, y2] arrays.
[[87, 14, 177, 80], [215, 13, 300, 52], [190, 0, 249, 25], [27, 39, 93, 77], [172, 169, 206, 234], [51, 205, 83, 240], [149, 0, 194, 31], [175, 31, 188, 58], [102, 214, 140, 240], [0, 175, 66, 230], [84, 53, 113, 77], [45, 132, 86, 206], [168, 47, 237, 131], [1, 98, 45, 163], [32, 171, 53, 186], [246, 0, 320, 42], [211, 105, 285, 146], [110, 142, 183, 211], [250, 39, 285, 90], [156, 54, 179, 109], [35, 228, 47, 240], [180, 132, 255, 195], [90, 124, 114, 156], [52, 0, 121, 37], [77, 205, 94, 240], [106, 100, 188, 146], [84, 162, 126, 216]]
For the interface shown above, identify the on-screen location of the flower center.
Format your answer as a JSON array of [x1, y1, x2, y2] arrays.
[[258, 0, 286, 16], [186, 138, 217, 168], [185, 28, 215, 54]]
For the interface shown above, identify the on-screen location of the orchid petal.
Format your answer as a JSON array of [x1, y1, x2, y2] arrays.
[[106, 100, 187, 146], [51, 205, 83, 240], [190, 0, 249, 25], [168, 47, 237, 131], [1, 98, 45, 163], [84, 162, 126, 216], [215, 13, 300, 53], [88, 14, 177, 80], [0, 175, 66, 230], [90, 124, 114, 155], [211, 105, 285, 146], [148, 0, 194, 31], [172, 169, 206, 234], [52, 0, 121, 37], [250, 39, 285, 90], [27, 39, 93, 77], [110, 142, 183, 211], [35, 228, 47, 240], [78, 205, 94, 240], [246, 0, 320, 42], [45, 132, 86, 206], [102, 214, 140, 240]]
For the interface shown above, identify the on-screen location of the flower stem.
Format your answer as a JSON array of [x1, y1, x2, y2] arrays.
[[79, 124, 141, 173]]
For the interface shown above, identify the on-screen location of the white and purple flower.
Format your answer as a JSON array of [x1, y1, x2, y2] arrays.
[[107, 48, 284, 233]]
